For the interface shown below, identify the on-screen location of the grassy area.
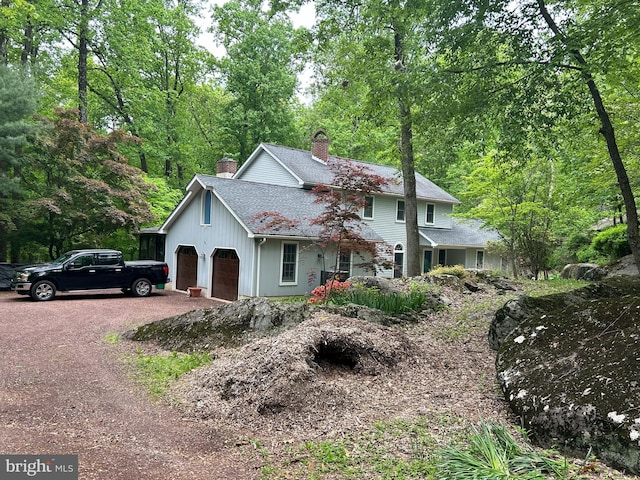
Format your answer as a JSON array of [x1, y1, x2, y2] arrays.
[[519, 277, 587, 297], [132, 350, 212, 398], [252, 418, 594, 479]]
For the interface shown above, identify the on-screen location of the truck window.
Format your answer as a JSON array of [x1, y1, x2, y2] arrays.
[[97, 253, 121, 265], [69, 254, 94, 268]]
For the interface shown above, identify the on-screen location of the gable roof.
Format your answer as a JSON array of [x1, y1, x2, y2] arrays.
[[161, 174, 383, 241], [237, 143, 460, 204], [420, 219, 501, 248]]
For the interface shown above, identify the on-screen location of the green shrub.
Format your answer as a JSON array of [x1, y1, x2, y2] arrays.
[[330, 282, 431, 315], [428, 264, 467, 278], [592, 224, 631, 260]]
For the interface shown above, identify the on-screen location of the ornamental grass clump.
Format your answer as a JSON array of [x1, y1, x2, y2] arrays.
[[330, 283, 430, 315], [436, 421, 568, 479]]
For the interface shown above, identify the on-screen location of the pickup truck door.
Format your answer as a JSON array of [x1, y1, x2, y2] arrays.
[[60, 253, 97, 290], [62, 253, 125, 290]]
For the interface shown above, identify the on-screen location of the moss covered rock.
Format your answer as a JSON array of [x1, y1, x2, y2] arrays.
[[488, 277, 640, 350], [124, 297, 310, 351], [496, 296, 640, 474]]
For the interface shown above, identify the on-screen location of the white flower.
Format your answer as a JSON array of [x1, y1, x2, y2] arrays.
[[514, 335, 525, 344]]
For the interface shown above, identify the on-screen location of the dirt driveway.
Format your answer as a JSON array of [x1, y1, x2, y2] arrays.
[[0, 289, 257, 479]]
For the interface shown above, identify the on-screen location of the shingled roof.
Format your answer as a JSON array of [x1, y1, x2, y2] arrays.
[[251, 143, 460, 204], [193, 174, 383, 241], [420, 219, 501, 248]]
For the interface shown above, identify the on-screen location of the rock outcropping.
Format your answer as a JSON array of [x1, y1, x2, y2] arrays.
[[125, 297, 310, 351], [495, 279, 640, 474], [488, 277, 640, 350]]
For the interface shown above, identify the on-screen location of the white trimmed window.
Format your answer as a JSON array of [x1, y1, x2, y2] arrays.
[[338, 251, 351, 277], [396, 200, 406, 222], [425, 203, 435, 225], [362, 196, 374, 219], [280, 242, 299, 284], [202, 190, 212, 225]]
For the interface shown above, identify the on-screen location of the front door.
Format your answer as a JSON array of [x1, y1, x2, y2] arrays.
[[212, 249, 239, 301], [423, 250, 433, 273]]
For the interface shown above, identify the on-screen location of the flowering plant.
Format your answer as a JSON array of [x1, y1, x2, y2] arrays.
[[308, 280, 352, 304]]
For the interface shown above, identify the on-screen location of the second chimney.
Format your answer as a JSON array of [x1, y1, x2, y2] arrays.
[[311, 129, 329, 162], [216, 158, 237, 178]]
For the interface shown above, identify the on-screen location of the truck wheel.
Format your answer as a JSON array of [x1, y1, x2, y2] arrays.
[[31, 280, 56, 301], [131, 278, 152, 297]]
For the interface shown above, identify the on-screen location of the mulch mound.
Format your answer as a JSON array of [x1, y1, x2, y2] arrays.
[[173, 313, 414, 437]]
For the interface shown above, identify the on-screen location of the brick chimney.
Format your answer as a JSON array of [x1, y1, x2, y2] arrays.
[[216, 158, 237, 178], [311, 129, 329, 162]]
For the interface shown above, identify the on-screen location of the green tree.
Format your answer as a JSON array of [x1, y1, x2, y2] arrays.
[[312, 0, 446, 277], [87, 0, 210, 181], [0, 65, 37, 261], [20, 108, 154, 259], [439, 0, 640, 271], [461, 150, 559, 278], [211, 0, 307, 161]]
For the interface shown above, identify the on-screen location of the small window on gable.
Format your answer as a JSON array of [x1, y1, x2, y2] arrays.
[[280, 242, 298, 284], [203, 190, 212, 225], [426, 203, 435, 225], [363, 196, 374, 219], [396, 200, 405, 222]]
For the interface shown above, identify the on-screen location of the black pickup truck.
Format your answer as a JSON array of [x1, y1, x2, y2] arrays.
[[11, 249, 169, 301]]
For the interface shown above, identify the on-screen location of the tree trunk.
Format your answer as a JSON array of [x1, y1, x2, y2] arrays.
[[21, 21, 34, 66], [394, 30, 421, 277], [0, 0, 8, 65], [78, 0, 89, 124], [537, 0, 640, 273]]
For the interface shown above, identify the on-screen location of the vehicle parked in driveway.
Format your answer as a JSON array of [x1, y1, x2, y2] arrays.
[[11, 249, 169, 301]]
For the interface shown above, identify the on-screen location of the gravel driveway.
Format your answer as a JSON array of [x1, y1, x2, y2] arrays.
[[0, 289, 256, 479]]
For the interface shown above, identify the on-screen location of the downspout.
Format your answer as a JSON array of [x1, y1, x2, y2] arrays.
[[256, 237, 267, 297]]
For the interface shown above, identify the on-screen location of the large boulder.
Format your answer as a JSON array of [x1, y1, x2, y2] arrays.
[[560, 263, 607, 280], [488, 277, 640, 350], [496, 297, 640, 474], [124, 297, 310, 351]]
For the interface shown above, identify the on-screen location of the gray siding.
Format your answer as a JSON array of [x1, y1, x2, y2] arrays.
[[165, 189, 256, 297], [236, 151, 300, 187], [418, 200, 453, 228]]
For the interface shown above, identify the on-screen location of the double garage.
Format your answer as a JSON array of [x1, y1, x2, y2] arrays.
[[175, 246, 239, 301]]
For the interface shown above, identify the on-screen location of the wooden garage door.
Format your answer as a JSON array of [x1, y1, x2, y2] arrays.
[[212, 249, 239, 301], [176, 246, 198, 291]]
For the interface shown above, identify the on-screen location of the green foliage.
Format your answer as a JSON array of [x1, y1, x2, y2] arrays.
[[20, 108, 154, 259], [428, 264, 467, 279], [592, 224, 631, 261], [134, 350, 211, 397], [102, 332, 120, 344], [330, 282, 431, 315], [436, 422, 568, 479], [143, 175, 184, 225], [212, 1, 306, 161], [0, 66, 38, 260]]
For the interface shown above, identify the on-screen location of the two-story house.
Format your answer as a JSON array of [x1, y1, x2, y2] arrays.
[[146, 131, 501, 300]]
